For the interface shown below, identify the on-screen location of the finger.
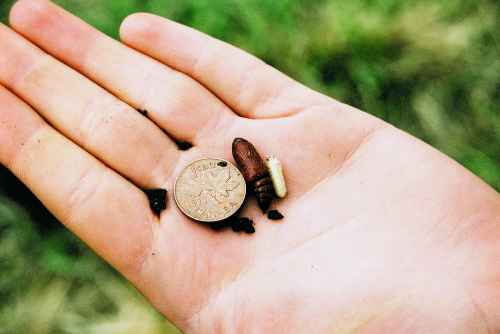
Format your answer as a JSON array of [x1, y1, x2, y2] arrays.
[[9, 0, 238, 143], [119, 13, 332, 119], [0, 24, 179, 188], [0, 85, 154, 280]]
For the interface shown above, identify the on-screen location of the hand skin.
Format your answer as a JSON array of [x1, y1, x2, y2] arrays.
[[0, 0, 499, 333]]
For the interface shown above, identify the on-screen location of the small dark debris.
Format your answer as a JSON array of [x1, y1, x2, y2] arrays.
[[231, 217, 254, 234], [231, 221, 243, 232], [217, 161, 228, 167], [267, 210, 284, 220], [210, 220, 230, 231], [176, 141, 193, 151], [231, 217, 243, 232], [144, 188, 167, 216], [137, 109, 148, 117], [243, 222, 255, 234]]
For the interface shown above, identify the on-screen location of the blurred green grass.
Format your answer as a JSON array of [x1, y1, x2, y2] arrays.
[[0, 0, 499, 333]]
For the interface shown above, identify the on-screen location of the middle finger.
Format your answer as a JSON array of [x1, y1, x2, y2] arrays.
[[0, 24, 179, 188]]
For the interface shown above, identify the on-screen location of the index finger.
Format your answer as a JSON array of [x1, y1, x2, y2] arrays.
[[9, 0, 238, 144]]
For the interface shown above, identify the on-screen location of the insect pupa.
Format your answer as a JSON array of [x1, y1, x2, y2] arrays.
[[232, 138, 275, 213], [265, 156, 287, 199]]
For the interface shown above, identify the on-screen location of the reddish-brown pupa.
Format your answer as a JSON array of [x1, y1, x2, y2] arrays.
[[232, 138, 274, 212]]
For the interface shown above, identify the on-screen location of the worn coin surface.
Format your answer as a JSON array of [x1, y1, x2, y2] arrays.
[[174, 158, 247, 223]]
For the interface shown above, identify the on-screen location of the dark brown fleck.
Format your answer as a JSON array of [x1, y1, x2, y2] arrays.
[[217, 161, 228, 167], [144, 188, 167, 216], [231, 217, 255, 234], [176, 141, 193, 151], [210, 220, 231, 231], [267, 210, 284, 220], [243, 222, 255, 234], [137, 109, 148, 116], [231, 220, 243, 232]]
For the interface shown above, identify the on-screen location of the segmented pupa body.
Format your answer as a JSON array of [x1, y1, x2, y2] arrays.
[[232, 138, 274, 213]]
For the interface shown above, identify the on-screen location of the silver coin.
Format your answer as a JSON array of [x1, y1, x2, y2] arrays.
[[174, 158, 246, 223]]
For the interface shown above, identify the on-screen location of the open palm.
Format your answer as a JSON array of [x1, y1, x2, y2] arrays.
[[1, 1, 499, 333]]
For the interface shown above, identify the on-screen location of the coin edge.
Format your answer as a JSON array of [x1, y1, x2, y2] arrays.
[[173, 158, 247, 223]]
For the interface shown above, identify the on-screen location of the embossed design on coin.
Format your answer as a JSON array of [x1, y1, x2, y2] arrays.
[[174, 158, 246, 222]]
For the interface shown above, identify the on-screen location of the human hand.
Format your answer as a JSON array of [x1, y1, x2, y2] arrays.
[[1, 0, 499, 333]]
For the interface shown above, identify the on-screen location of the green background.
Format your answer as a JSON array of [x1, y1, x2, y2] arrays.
[[0, 0, 498, 333]]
